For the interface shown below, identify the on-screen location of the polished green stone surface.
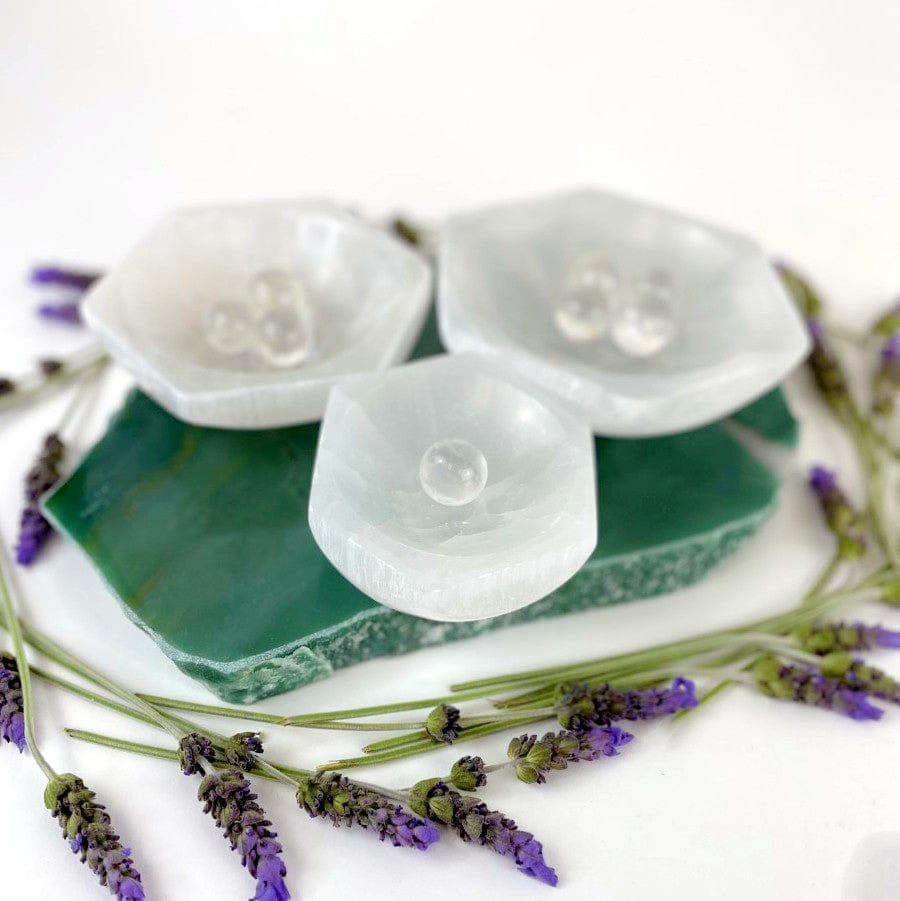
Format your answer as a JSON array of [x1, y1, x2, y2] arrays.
[[44, 315, 797, 703]]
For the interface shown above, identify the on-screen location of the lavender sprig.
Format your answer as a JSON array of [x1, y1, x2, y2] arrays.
[[556, 677, 697, 730], [507, 726, 633, 784], [807, 466, 867, 558], [795, 621, 900, 655], [44, 773, 144, 900], [30, 265, 101, 292], [409, 780, 558, 886], [198, 767, 291, 901], [873, 334, 900, 415], [297, 773, 440, 850], [15, 432, 65, 565], [0, 653, 25, 751], [751, 655, 883, 720]]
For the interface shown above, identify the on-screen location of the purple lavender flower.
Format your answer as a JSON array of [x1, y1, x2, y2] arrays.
[[807, 466, 866, 558], [873, 333, 900, 415], [0, 654, 25, 752], [36, 300, 83, 324], [839, 659, 900, 704], [409, 781, 558, 886], [15, 432, 65, 565], [449, 755, 487, 791], [796, 621, 900, 655], [424, 703, 462, 743], [224, 731, 265, 770], [556, 677, 697, 730], [297, 773, 440, 851], [179, 732, 216, 775], [30, 265, 101, 292], [198, 768, 291, 901], [507, 726, 633, 784], [44, 773, 144, 899], [751, 655, 883, 721]]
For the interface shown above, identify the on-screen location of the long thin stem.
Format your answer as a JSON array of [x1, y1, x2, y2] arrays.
[[0, 542, 56, 778], [0, 344, 107, 418]]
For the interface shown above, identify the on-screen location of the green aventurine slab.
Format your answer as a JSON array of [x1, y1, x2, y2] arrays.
[[45, 317, 796, 702]]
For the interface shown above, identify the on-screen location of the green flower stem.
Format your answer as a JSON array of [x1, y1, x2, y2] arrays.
[[362, 730, 430, 753], [280, 688, 496, 726], [320, 716, 547, 772], [0, 344, 107, 418], [451, 582, 885, 694], [137, 693, 293, 726], [0, 543, 57, 779]]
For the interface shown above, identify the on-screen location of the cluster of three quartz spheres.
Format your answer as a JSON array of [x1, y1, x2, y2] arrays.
[[81, 190, 811, 622]]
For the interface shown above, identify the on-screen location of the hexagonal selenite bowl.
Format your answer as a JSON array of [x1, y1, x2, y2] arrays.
[[438, 188, 810, 437], [83, 201, 432, 428], [308, 354, 597, 621]]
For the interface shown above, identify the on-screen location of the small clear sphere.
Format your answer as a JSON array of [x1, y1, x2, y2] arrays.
[[204, 301, 254, 356], [418, 439, 488, 507], [248, 269, 315, 368], [554, 255, 618, 343], [611, 269, 677, 357]]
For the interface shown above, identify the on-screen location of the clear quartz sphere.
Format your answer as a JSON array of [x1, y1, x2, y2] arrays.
[[553, 255, 618, 343], [247, 269, 315, 368], [611, 269, 677, 357], [418, 438, 489, 507], [204, 300, 254, 355]]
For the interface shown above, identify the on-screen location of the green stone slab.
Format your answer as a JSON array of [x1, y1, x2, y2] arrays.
[[44, 318, 796, 703]]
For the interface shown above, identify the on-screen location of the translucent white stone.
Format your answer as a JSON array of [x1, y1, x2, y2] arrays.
[[247, 269, 314, 368], [437, 188, 812, 436], [81, 202, 432, 428], [205, 300, 254, 356], [419, 439, 488, 506], [554, 255, 617, 343], [308, 354, 597, 621], [610, 269, 676, 357], [843, 832, 900, 901]]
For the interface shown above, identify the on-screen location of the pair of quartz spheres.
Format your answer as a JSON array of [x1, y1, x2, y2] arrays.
[[81, 191, 811, 621]]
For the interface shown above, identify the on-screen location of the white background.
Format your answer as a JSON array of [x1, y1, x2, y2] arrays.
[[2, 2, 900, 899]]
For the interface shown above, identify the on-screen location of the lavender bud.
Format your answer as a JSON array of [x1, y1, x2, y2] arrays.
[[198, 768, 290, 901], [224, 731, 264, 770], [872, 299, 900, 337], [556, 677, 697, 730], [0, 653, 26, 752], [751, 655, 883, 721], [424, 703, 462, 743], [39, 358, 64, 376], [15, 433, 65, 566], [297, 773, 440, 850], [507, 726, 632, 785], [873, 334, 900, 415], [807, 466, 866, 558], [794, 621, 900, 655], [44, 774, 144, 899], [409, 781, 558, 886], [178, 732, 216, 775], [841, 659, 900, 704], [30, 265, 101, 292], [37, 301, 83, 324], [449, 755, 487, 791], [0, 377, 15, 396]]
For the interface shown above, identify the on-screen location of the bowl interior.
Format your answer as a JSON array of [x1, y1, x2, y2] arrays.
[[443, 191, 786, 378], [319, 359, 591, 557], [101, 203, 427, 383]]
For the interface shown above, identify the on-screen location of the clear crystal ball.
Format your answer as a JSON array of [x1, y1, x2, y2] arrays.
[[610, 269, 677, 357], [418, 439, 489, 506], [554, 255, 618, 343]]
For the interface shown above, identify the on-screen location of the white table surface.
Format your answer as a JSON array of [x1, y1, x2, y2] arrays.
[[3, 2, 900, 899]]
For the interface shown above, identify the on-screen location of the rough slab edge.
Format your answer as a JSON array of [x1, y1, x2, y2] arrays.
[[168, 503, 774, 703]]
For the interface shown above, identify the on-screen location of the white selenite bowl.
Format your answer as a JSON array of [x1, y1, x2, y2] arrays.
[[308, 354, 597, 622], [82, 201, 432, 428], [437, 188, 811, 436]]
